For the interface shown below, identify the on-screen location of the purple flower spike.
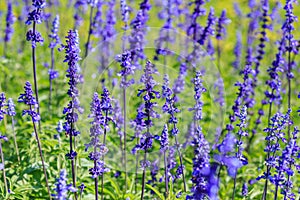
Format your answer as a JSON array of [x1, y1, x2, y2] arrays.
[[52, 169, 77, 199], [7, 98, 16, 117], [189, 71, 206, 122], [4, 1, 16, 43], [49, 15, 60, 49], [0, 93, 7, 122], [187, 126, 210, 199], [216, 10, 231, 40], [133, 60, 160, 153], [198, 7, 216, 45], [18, 82, 40, 122]]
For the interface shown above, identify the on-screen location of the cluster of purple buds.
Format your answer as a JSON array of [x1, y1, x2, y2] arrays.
[[0, 93, 7, 122], [26, 0, 46, 48], [116, 50, 135, 88], [7, 98, 16, 117], [18, 81, 40, 122], [189, 71, 206, 122], [52, 169, 77, 199]]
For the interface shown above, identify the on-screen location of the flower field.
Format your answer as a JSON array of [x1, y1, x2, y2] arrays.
[[0, 0, 299, 199]]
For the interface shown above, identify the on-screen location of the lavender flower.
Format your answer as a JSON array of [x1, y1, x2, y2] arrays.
[[4, 1, 16, 45], [91, 1, 104, 37], [85, 92, 110, 178], [259, 110, 291, 200], [232, 31, 242, 70], [121, 0, 131, 27], [61, 30, 83, 195], [235, 105, 248, 165], [186, 0, 206, 41], [198, 7, 216, 45], [231, 106, 249, 199], [116, 50, 135, 88], [173, 62, 187, 95], [216, 10, 230, 40], [133, 60, 160, 153], [0, 93, 7, 121], [278, 127, 299, 199], [102, 1, 116, 41], [7, 98, 16, 117], [129, 0, 151, 69], [214, 75, 225, 107], [52, 169, 77, 199], [18, 82, 40, 122], [162, 75, 180, 136], [187, 126, 210, 199], [133, 60, 160, 199], [189, 71, 206, 122], [26, 0, 46, 48], [252, 0, 270, 89], [49, 15, 60, 49], [158, 124, 169, 151], [86, 88, 113, 199]]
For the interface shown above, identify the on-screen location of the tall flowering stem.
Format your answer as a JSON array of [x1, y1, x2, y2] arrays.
[[232, 106, 248, 200], [132, 60, 160, 200], [260, 110, 290, 200], [162, 74, 186, 192], [26, 0, 46, 119], [283, 0, 298, 139], [99, 88, 113, 200], [7, 98, 20, 162], [85, 90, 112, 200], [61, 30, 83, 200], [4, 1, 16, 57], [48, 15, 60, 112], [187, 126, 210, 199], [18, 82, 51, 199], [0, 93, 8, 194], [247, 31, 286, 153], [120, 0, 131, 190], [157, 124, 169, 197], [273, 128, 299, 200]]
